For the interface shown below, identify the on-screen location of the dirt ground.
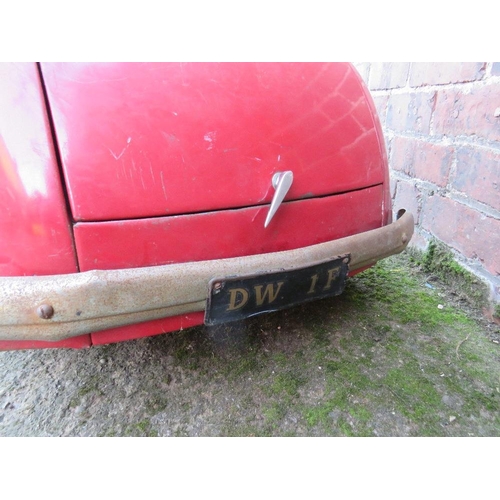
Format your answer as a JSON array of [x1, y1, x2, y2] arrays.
[[1, 252, 499, 437]]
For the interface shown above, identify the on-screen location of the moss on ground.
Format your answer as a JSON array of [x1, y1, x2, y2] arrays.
[[494, 304, 500, 320], [411, 240, 489, 310], [231, 252, 499, 436], [126, 419, 159, 437], [64, 249, 500, 437]]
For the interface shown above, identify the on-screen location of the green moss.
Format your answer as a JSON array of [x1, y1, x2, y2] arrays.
[[350, 405, 372, 423], [303, 359, 374, 432], [337, 418, 356, 436], [345, 255, 476, 334], [303, 396, 373, 436], [311, 323, 330, 347], [464, 390, 499, 414], [296, 253, 498, 435], [70, 376, 103, 410], [145, 394, 169, 413], [263, 402, 287, 424], [96, 250, 499, 437], [420, 240, 488, 309], [304, 400, 337, 427], [383, 362, 443, 421], [223, 357, 259, 379], [266, 371, 306, 398], [494, 304, 500, 320], [272, 353, 289, 367], [124, 419, 158, 437]]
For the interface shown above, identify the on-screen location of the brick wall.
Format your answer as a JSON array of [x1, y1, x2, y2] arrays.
[[354, 62, 500, 304]]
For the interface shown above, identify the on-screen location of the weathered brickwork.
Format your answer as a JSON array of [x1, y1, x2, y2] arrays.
[[421, 195, 499, 277], [354, 62, 500, 303], [387, 92, 435, 134], [434, 84, 500, 142], [453, 147, 500, 211], [368, 62, 410, 90], [409, 62, 486, 87], [390, 136, 453, 187]]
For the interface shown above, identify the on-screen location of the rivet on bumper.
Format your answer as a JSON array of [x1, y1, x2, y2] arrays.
[[36, 304, 54, 320]]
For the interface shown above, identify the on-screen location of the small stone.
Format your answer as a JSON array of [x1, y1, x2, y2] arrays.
[[449, 415, 456, 423], [442, 395, 453, 406], [438, 304, 444, 309], [329, 410, 341, 422]]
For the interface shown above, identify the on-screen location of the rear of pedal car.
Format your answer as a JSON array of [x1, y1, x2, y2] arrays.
[[0, 62, 413, 350]]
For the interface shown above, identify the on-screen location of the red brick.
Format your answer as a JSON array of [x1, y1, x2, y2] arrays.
[[387, 92, 435, 134], [413, 142, 453, 187], [452, 147, 500, 211], [371, 94, 389, 125], [390, 136, 414, 176], [421, 195, 500, 275], [390, 136, 452, 186], [368, 63, 410, 91], [409, 62, 486, 87], [433, 83, 500, 142], [392, 179, 421, 224]]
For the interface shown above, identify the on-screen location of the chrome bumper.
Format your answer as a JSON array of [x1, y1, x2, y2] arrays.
[[0, 211, 414, 342]]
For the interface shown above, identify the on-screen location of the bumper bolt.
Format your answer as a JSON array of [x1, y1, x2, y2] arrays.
[[37, 304, 54, 320]]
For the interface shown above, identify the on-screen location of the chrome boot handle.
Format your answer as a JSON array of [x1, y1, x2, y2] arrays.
[[264, 171, 294, 228]]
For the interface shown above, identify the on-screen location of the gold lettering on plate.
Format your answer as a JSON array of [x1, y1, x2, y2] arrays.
[[223, 263, 343, 315], [254, 281, 284, 306], [308, 273, 319, 294], [226, 288, 250, 311], [323, 266, 341, 290], [226, 281, 285, 311]]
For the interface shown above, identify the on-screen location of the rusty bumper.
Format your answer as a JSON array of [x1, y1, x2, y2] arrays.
[[0, 211, 414, 342]]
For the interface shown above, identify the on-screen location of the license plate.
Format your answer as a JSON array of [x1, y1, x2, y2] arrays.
[[205, 255, 350, 326]]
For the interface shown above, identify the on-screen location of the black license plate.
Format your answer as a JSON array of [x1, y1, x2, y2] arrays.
[[205, 255, 350, 326]]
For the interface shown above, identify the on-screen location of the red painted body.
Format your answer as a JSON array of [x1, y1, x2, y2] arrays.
[[41, 63, 387, 221], [0, 62, 391, 350], [0, 63, 90, 350], [75, 187, 384, 271]]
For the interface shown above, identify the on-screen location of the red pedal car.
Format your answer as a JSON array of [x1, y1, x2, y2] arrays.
[[0, 62, 414, 350]]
